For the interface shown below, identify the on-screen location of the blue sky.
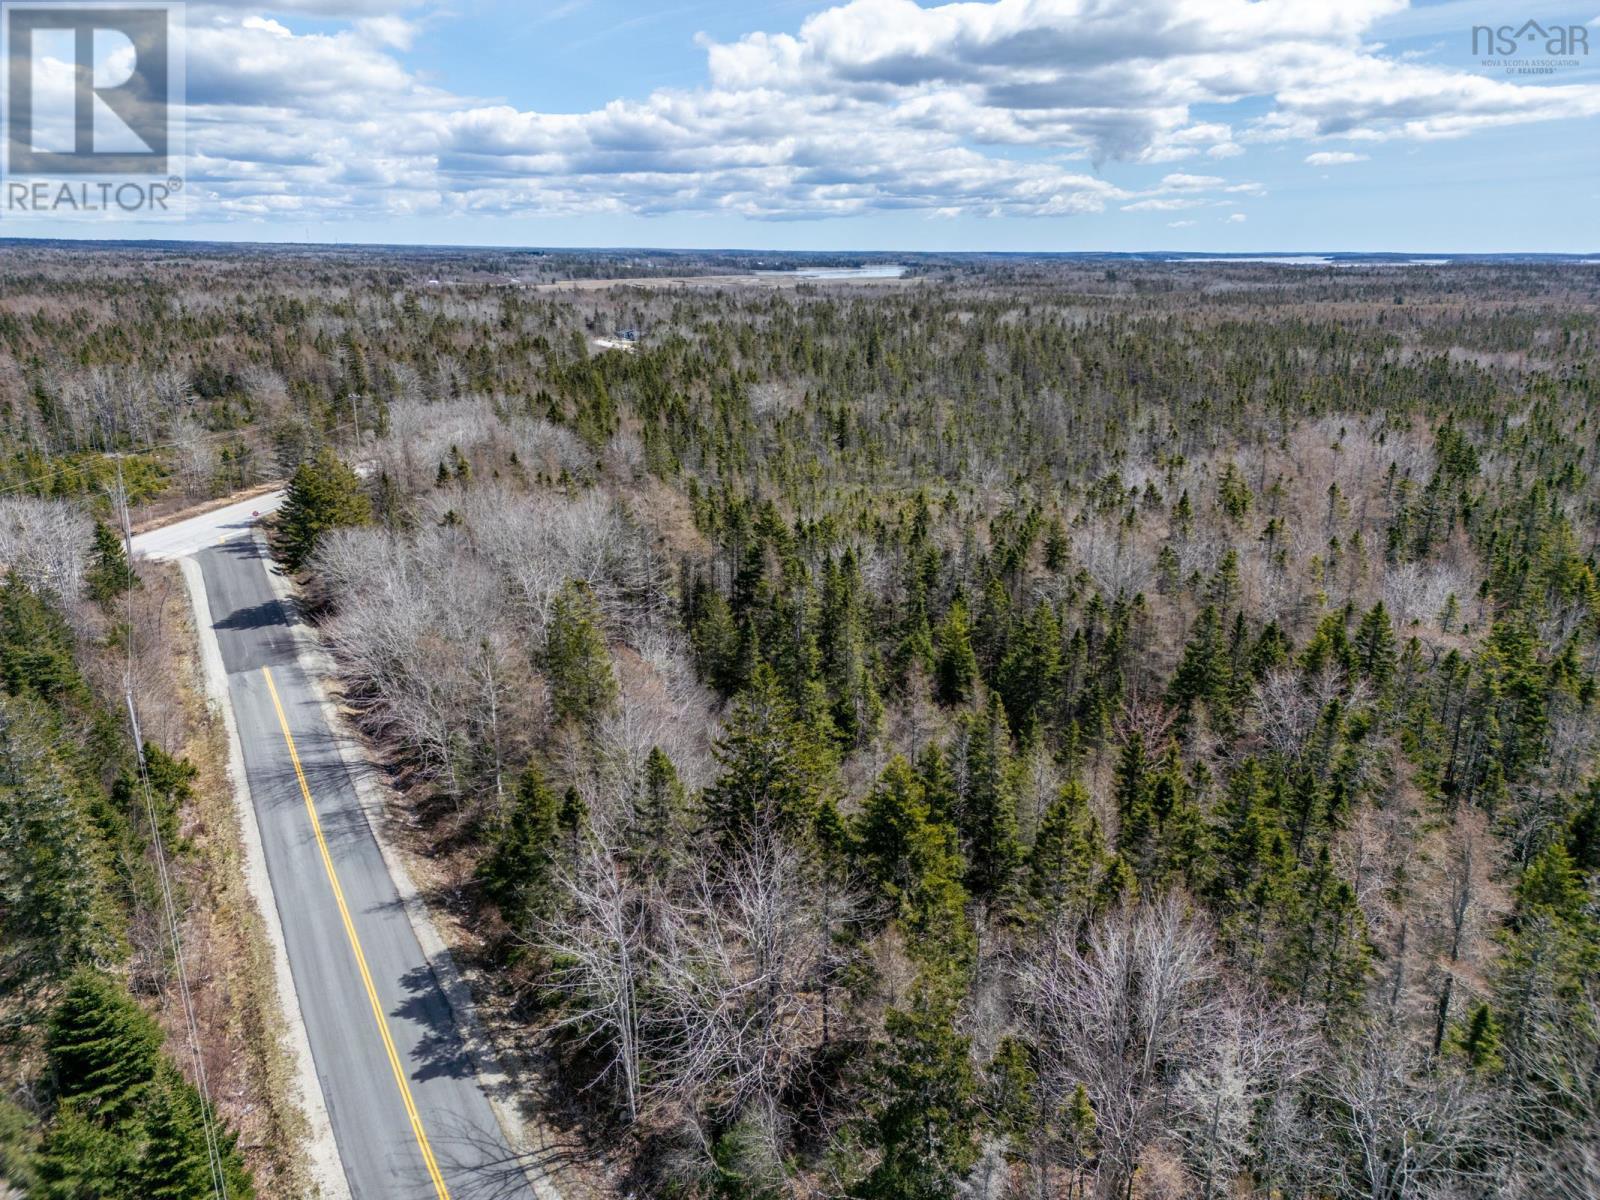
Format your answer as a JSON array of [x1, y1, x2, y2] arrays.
[[15, 0, 1600, 251]]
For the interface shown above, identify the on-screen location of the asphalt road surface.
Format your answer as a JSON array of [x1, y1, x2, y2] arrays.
[[136, 489, 286, 561], [195, 535, 532, 1200]]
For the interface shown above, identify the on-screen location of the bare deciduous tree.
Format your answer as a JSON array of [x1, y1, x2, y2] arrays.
[[536, 832, 651, 1123], [1016, 896, 1219, 1200], [652, 824, 829, 1124], [1325, 1031, 1489, 1200]]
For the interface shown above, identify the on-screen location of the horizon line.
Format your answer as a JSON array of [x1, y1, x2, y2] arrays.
[[0, 234, 1596, 260]]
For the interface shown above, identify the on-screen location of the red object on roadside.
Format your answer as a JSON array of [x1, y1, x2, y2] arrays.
[[252, 510, 259, 517]]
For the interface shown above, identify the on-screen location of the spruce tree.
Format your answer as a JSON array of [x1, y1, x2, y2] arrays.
[[477, 764, 560, 926], [638, 746, 685, 867], [273, 448, 371, 572], [916, 743, 958, 828], [1354, 601, 1397, 688], [973, 575, 1012, 677], [544, 580, 618, 728], [85, 522, 137, 610], [1112, 731, 1151, 859], [0, 693, 119, 978], [1168, 605, 1229, 727], [819, 551, 882, 748], [853, 982, 979, 1200], [955, 696, 1022, 903], [856, 757, 973, 966], [0, 574, 89, 707], [1451, 1002, 1504, 1074], [933, 597, 978, 706], [46, 969, 162, 1127], [983, 1036, 1036, 1145], [857, 757, 934, 901], [703, 663, 837, 850], [1026, 780, 1102, 922], [34, 1103, 127, 1200], [136, 1066, 214, 1200], [996, 602, 1062, 735]]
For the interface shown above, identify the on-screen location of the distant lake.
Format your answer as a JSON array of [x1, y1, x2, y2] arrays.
[[755, 264, 908, 279], [1171, 256, 1457, 267], [1172, 256, 1334, 265]]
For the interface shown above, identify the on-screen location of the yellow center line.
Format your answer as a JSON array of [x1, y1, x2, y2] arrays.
[[262, 665, 452, 1200]]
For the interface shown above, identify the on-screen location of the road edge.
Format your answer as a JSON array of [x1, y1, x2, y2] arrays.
[[254, 532, 563, 1200], [178, 554, 352, 1200]]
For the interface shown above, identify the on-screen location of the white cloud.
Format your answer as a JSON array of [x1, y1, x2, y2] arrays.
[[1123, 198, 1207, 212], [169, 0, 1600, 225], [1225, 212, 1247, 222], [1168, 219, 1198, 227], [1305, 151, 1370, 165]]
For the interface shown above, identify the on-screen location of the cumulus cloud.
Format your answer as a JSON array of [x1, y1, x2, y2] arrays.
[[171, 0, 1600, 225], [1306, 151, 1370, 165]]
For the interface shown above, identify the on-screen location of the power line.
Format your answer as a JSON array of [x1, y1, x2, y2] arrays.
[[112, 448, 230, 1200]]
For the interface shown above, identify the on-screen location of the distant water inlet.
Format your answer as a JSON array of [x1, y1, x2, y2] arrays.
[[754, 264, 908, 279]]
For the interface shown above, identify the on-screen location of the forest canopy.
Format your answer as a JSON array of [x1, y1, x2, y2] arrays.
[[1, 247, 1597, 1199]]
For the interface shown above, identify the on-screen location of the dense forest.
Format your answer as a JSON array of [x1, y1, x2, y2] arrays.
[[1, 247, 1598, 1199]]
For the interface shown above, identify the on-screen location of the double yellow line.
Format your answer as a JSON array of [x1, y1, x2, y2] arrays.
[[262, 666, 452, 1200]]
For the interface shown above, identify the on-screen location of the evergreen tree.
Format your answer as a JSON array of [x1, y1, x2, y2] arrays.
[[0, 574, 89, 707], [0, 1096, 38, 1194], [934, 597, 978, 706], [857, 757, 934, 901], [1208, 759, 1297, 978], [856, 757, 974, 965], [1147, 743, 1208, 888], [85, 522, 137, 610], [983, 1035, 1036, 1146], [1168, 605, 1229, 727], [973, 576, 1012, 677], [703, 663, 837, 850], [1116, 735, 1206, 891], [273, 448, 371, 572], [544, 580, 618, 728], [1283, 846, 1370, 1028], [1025, 780, 1102, 922], [853, 983, 979, 1200], [1354, 602, 1398, 689], [0, 693, 119, 980], [819, 551, 883, 748], [1112, 731, 1150, 857], [477, 764, 560, 927], [34, 1103, 127, 1200], [46, 969, 162, 1127], [916, 743, 959, 828], [136, 1066, 215, 1200], [996, 602, 1063, 735], [1566, 776, 1600, 874], [955, 696, 1022, 902], [638, 745, 685, 868], [1450, 1002, 1504, 1074]]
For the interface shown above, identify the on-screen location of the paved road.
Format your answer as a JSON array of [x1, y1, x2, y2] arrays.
[[187, 534, 532, 1200], [136, 490, 287, 561]]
